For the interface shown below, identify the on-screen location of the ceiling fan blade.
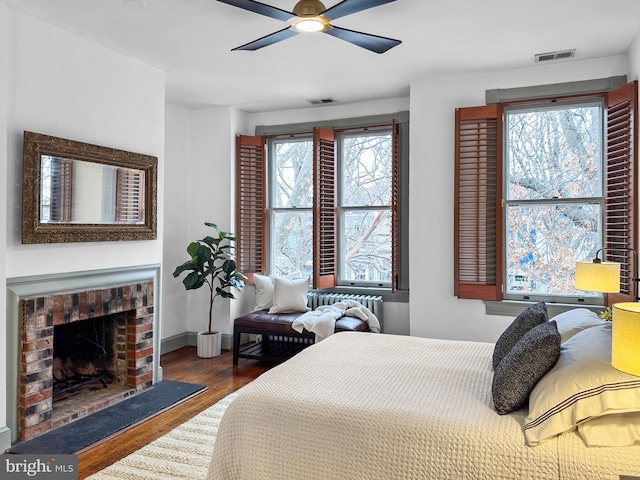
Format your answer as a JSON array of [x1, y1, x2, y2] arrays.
[[216, 0, 295, 22], [321, 0, 396, 20], [324, 26, 401, 53], [232, 27, 299, 51]]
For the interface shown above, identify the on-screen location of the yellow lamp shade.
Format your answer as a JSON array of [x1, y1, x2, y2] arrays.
[[612, 302, 640, 376], [575, 260, 621, 293]]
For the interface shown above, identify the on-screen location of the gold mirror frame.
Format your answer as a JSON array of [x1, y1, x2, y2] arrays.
[[22, 131, 158, 244]]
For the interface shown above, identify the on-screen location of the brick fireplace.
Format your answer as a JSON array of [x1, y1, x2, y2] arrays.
[[18, 280, 155, 441]]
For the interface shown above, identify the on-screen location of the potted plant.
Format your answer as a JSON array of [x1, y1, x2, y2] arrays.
[[173, 222, 246, 358]]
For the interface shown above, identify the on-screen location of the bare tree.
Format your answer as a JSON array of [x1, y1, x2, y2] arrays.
[[506, 104, 602, 296]]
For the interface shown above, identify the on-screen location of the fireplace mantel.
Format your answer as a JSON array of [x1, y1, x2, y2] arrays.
[[5, 264, 162, 444]]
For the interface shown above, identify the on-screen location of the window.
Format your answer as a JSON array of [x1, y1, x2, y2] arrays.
[[504, 101, 603, 301], [454, 81, 637, 306], [339, 130, 393, 285], [115, 167, 145, 224], [269, 137, 314, 278], [236, 113, 408, 293], [41, 155, 73, 223]]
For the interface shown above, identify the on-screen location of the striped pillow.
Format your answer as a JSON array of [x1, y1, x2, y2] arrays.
[[524, 322, 640, 446]]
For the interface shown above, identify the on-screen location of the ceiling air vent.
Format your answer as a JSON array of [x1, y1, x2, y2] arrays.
[[535, 49, 575, 63], [307, 98, 337, 105]]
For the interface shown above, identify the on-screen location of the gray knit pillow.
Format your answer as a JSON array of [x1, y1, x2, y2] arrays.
[[492, 320, 561, 415], [492, 302, 548, 369]]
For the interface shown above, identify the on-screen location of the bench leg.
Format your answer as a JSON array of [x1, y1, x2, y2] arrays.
[[233, 329, 241, 365]]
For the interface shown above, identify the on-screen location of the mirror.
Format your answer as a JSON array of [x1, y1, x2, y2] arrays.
[[22, 131, 157, 243]]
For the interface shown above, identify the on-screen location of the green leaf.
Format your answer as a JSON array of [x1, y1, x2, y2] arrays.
[[229, 277, 245, 291], [186, 241, 201, 258], [173, 261, 196, 277], [222, 259, 236, 274], [194, 244, 211, 266], [216, 287, 234, 299], [183, 271, 205, 290], [202, 235, 221, 248], [220, 231, 236, 241]]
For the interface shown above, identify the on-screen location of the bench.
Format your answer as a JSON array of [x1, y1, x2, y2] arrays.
[[233, 310, 371, 365]]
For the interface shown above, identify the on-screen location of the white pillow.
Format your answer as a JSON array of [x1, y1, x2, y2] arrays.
[[578, 411, 640, 447], [252, 274, 274, 311], [551, 308, 604, 343], [524, 323, 640, 446], [268, 277, 310, 314]]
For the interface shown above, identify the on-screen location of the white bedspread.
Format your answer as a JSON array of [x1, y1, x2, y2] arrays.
[[291, 300, 381, 340], [208, 332, 640, 480]]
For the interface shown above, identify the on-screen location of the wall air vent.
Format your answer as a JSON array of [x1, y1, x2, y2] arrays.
[[307, 98, 336, 105], [535, 49, 575, 63]]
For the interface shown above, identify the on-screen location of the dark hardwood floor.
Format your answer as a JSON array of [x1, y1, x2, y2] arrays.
[[78, 346, 270, 479]]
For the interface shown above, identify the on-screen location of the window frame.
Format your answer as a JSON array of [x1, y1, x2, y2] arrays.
[[336, 126, 394, 287], [266, 134, 314, 278], [501, 97, 605, 305], [454, 81, 637, 310]]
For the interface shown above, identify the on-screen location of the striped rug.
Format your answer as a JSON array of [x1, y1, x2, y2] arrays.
[[86, 392, 237, 480]]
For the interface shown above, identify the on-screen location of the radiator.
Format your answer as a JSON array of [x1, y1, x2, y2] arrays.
[[306, 292, 383, 331]]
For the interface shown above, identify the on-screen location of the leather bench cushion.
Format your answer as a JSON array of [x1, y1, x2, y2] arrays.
[[234, 310, 369, 335]]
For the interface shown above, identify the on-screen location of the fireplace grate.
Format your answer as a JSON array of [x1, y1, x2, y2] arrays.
[[53, 368, 107, 397]]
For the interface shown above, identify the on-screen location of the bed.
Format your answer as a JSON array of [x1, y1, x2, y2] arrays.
[[208, 317, 640, 479]]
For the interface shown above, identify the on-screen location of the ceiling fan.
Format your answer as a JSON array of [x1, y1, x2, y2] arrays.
[[216, 0, 401, 54]]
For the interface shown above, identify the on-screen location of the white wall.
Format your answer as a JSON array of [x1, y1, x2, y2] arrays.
[[630, 28, 640, 81], [246, 97, 410, 130], [0, 0, 10, 449], [162, 105, 249, 337], [162, 103, 191, 339], [2, 6, 165, 449], [409, 55, 630, 343], [5, 11, 165, 278]]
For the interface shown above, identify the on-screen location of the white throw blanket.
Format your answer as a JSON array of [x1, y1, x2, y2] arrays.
[[291, 300, 380, 341]]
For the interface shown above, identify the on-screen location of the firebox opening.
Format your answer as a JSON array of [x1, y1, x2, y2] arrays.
[[52, 313, 126, 402]]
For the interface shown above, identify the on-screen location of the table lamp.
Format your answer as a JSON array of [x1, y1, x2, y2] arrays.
[[611, 303, 640, 376], [576, 248, 640, 376]]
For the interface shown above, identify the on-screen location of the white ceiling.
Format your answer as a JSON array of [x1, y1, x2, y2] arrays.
[[5, 0, 640, 112]]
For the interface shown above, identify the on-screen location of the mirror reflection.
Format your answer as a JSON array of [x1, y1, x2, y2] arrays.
[[40, 155, 145, 225]]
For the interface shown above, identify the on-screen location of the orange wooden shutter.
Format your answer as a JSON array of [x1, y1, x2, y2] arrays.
[[390, 119, 399, 291], [454, 105, 503, 300], [115, 168, 144, 223], [604, 81, 638, 304], [313, 127, 337, 289], [236, 135, 266, 284]]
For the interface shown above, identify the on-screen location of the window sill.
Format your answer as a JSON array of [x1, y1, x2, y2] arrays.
[[484, 300, 604, 318]]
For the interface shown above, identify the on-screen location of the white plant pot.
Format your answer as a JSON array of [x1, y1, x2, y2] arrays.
[[197, 330, 222, 358]]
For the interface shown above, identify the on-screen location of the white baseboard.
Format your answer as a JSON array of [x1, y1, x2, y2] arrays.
[[161, 332, 233, 354]]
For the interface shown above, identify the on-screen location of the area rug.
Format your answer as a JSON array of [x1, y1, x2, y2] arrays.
[[10, 380, 207, 455], [86, 391, 238, 479]]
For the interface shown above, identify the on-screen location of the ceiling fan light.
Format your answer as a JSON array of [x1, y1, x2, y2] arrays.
[[294, 17, 326, 32]]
